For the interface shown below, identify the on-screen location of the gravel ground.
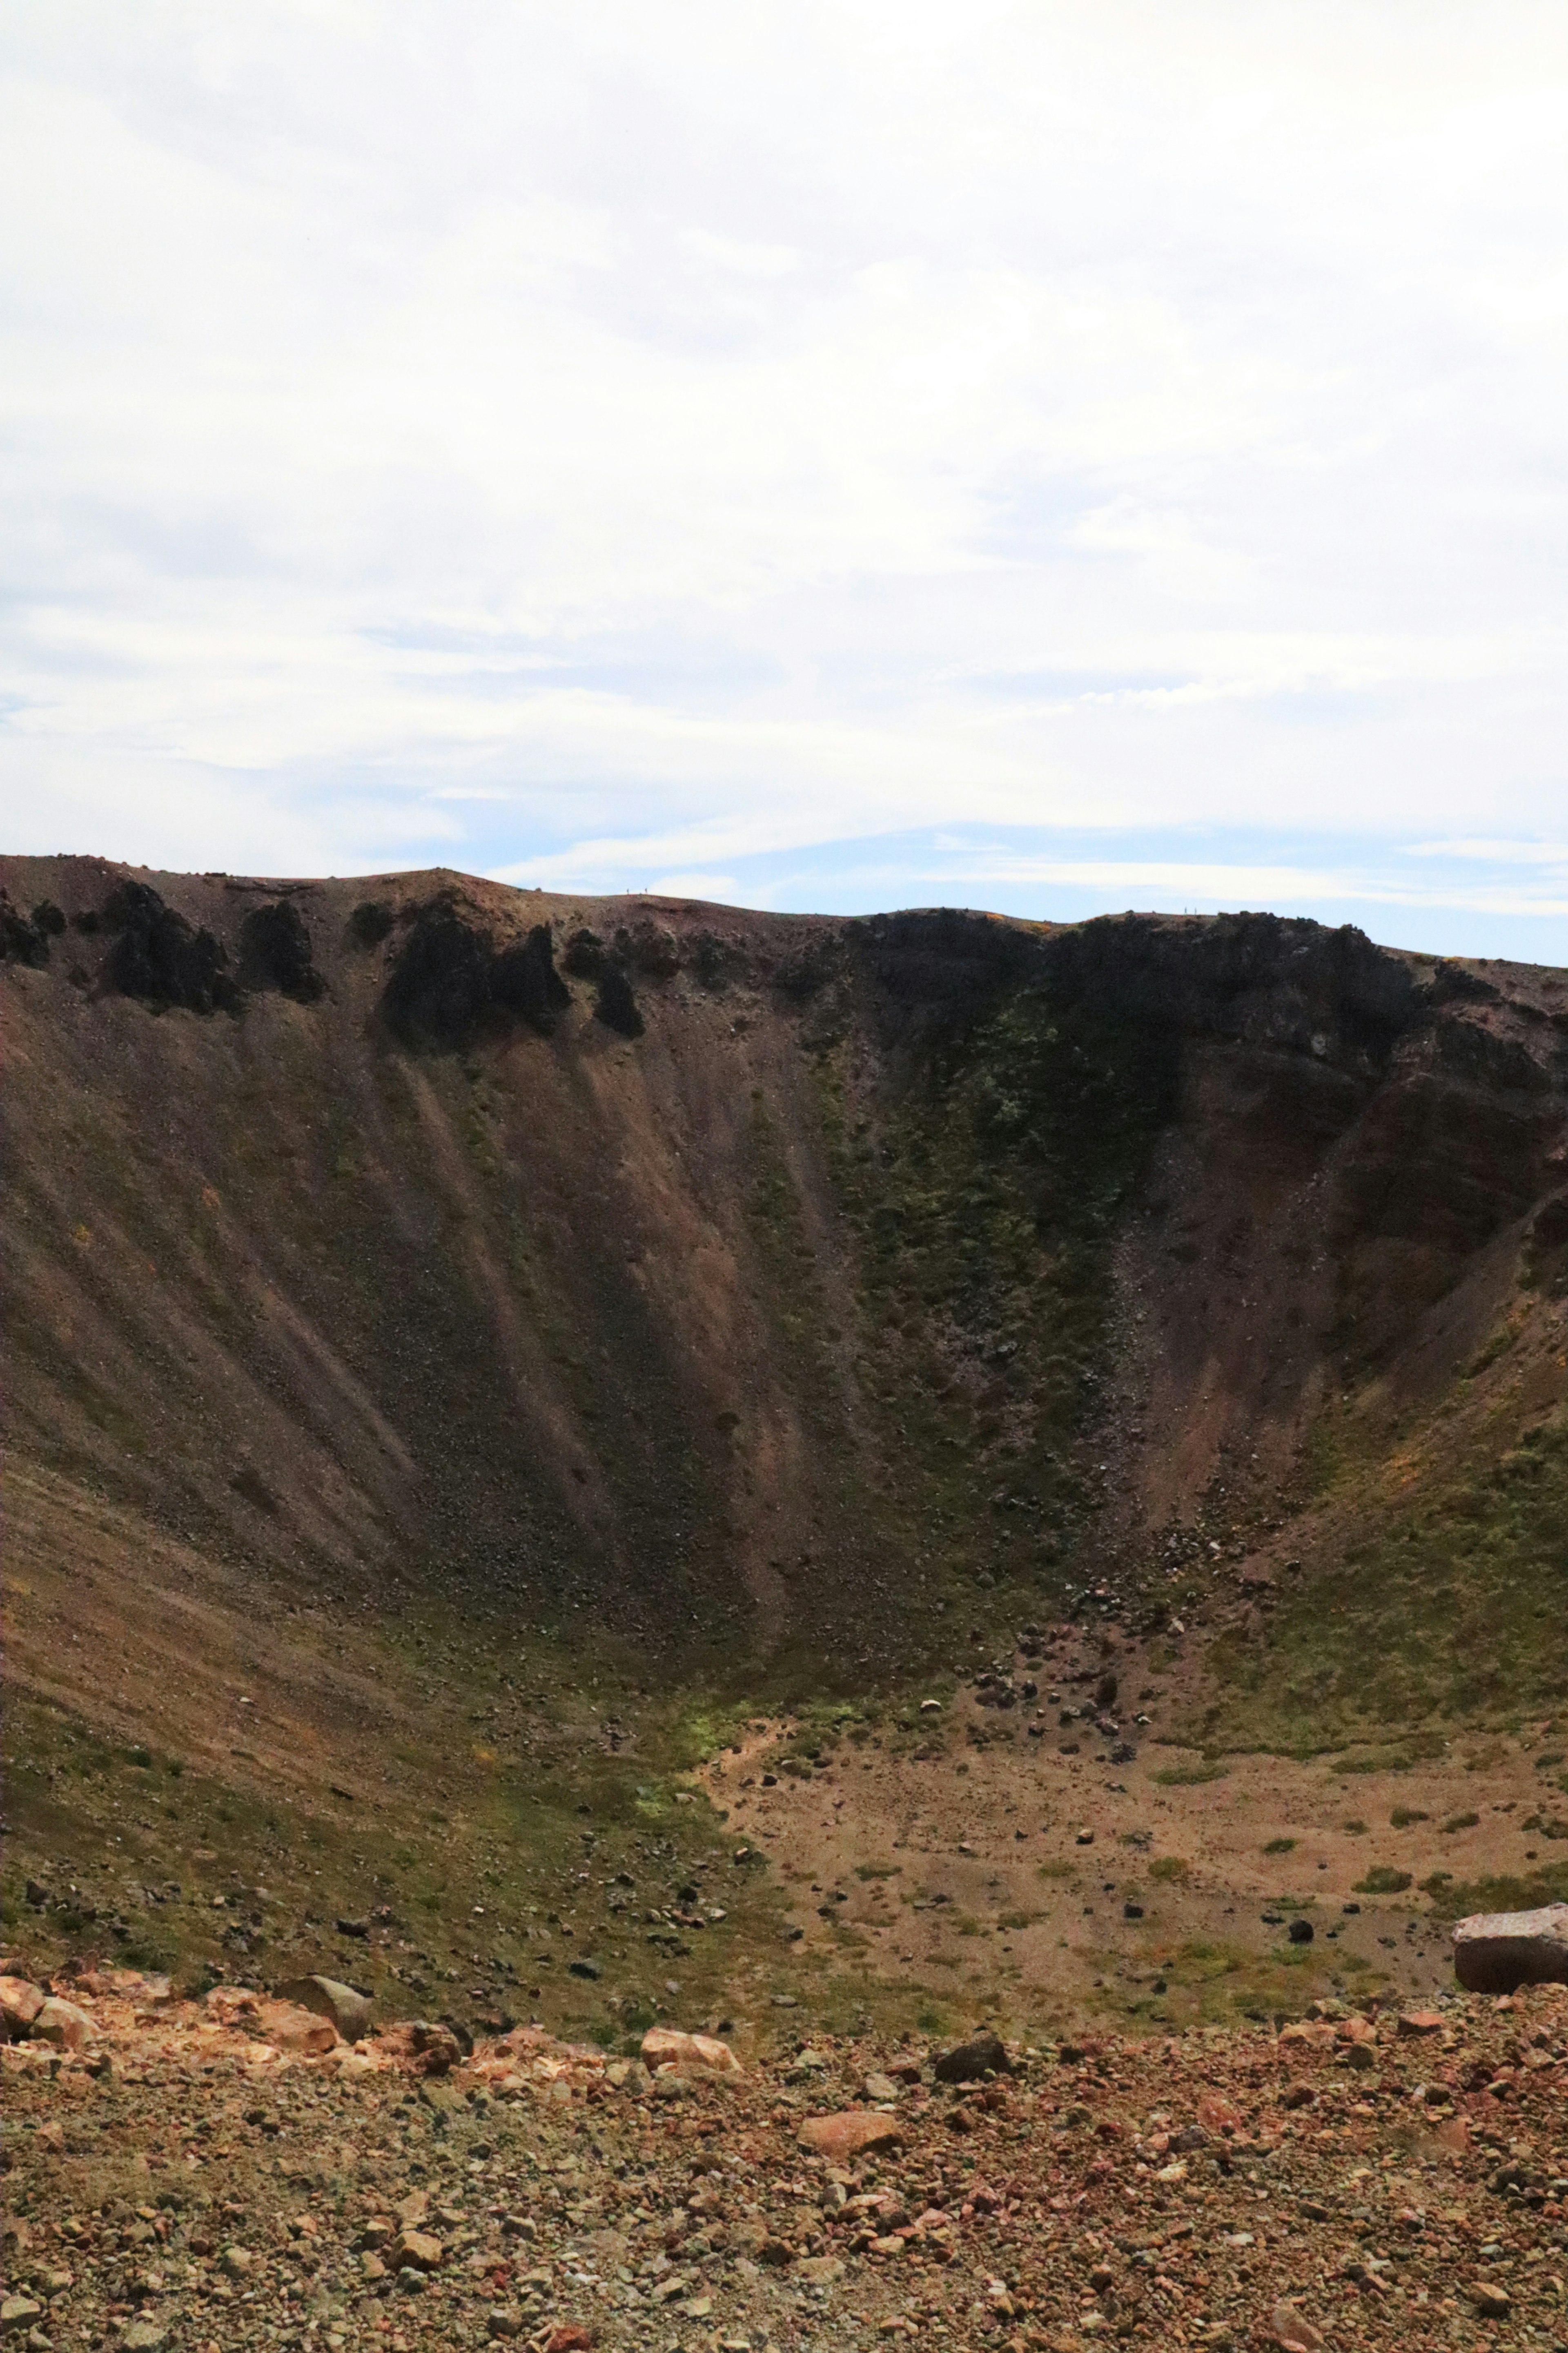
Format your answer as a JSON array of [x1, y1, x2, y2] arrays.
[[3, 1970, 1566, 2353]]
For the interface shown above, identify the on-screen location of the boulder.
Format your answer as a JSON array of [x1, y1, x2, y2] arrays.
[[0, 1977, 45, 2040], [275, 1974, 373, 2042], [933, 2031, 1009, 2084], [1452, 1902, 1568, 1994], [797, 2110, 904, 2161], [31, 1996, 95, 2052], [640, 2027, 742, 2076]]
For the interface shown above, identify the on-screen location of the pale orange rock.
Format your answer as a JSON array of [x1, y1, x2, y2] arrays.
[[1271, 2298, 1324, 2350], [256, 2000, 338, 2056], [1396, 2010, 1446, 2038], [394, 2227, 444, 2271], [640, 2027, 741, 2076], [31, 1997, 95, 2052], [797, 2110, 904, 2160], [0, 1978, 45, 2039]]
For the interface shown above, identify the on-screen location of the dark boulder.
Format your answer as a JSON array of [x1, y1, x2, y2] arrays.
[[383, 901, 574, 1047], [0, 892, 53, 967], [595, 964, 644, 1039], [101, 881, 239, 1014], [933, 2030, 1010, 2083], [239, 901, 325, 1001], [563, 928, 605, 977], [492, 925, 571, 1035], [348, 899, 396, 947], [381, 902, 495, 1046]]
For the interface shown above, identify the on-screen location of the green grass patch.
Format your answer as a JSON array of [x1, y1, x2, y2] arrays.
[[1151, 1761, 1228, 1787], [1148, 1856, 1191, 1883], [1352, 1865, 1413, 1895], [1263, 1837, 1297, 1855], [1191, 1407, 1568, 1755], [1423, 1861, 1568, 1919]]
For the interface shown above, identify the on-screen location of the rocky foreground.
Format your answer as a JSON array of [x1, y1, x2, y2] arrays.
[[2, 1968, 1566, 2353]]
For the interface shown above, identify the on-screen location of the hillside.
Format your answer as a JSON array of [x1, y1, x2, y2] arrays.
[[2, 856, 1566, 2042]]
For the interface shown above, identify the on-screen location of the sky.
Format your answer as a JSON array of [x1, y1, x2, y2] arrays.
[[4, 3, 1568, 960]]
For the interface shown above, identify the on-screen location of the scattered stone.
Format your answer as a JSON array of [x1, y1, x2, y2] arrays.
[[394, 2227, 444, 2272], [1452, 1901, 1568, 1992], [1270, 2299, 1324, 2350], [1287, 1919, 1314, 1944], [863, 2072, 901, 2102], [1470, 2282, 1512, 2318], [0, 2299, 43, 2337], [1396, 2008, 1445, 2037], [797, 2110, 904, 2161]]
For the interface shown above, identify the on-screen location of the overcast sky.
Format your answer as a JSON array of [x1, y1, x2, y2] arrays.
[[5, 4, 1568, 955]]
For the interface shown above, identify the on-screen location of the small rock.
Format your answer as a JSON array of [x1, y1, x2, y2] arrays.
[[1452, 1902, 1568, 1994], [797, 2110, 904, 2161], [274, 1975, 373, 2041], [933, 2032, 1009, 2084], [1470, 2282, 1511, 2318], [568, 1959, 601, 1981], [0, 2299, 43, 2338], [863, 2072, 901, 2102], [220, 2248, 254, 2278], [1270, 2299, 1324, 2351], [122, 2323, 169, 2351], [1076, 1829, 1095, 1846], [377, 2019, 462, 2075], [1287, 1920, 1314, 1944], [487, 2312, 524, 2340], [335, 1916, 370, 1938], [394, 2228, 444, 2272], [1396, 2009, 1445, 2037]]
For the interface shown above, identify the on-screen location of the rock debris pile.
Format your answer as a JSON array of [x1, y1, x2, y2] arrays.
[[3, 1964, 1567, 2351]]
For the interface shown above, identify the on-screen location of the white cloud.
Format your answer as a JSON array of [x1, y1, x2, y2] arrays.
[[2, 0, 1567, 946]]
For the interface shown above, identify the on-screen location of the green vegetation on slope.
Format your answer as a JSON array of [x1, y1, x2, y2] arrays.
[[1202, 1407, 1568, 1753]]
